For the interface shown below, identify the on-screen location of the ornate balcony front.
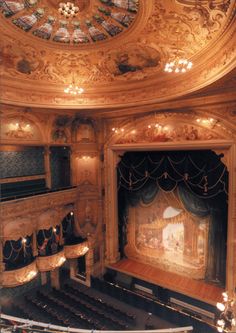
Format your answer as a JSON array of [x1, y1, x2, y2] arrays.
[[2, 261, 38, 287], [64, 241, 89, 259], [36, 250, 66, 272]]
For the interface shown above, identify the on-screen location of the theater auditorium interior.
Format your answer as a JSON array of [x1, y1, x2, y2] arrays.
[[0, 0, 236, 333]]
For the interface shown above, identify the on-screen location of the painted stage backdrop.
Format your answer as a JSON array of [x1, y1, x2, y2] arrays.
[[117, 151, 228, 286], [125, 190, 209, 279]]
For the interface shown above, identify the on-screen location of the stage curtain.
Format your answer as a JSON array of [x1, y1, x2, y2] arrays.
[[177, 185, 210, 217], [178, 185, 227, 285], [117, 150, 228, 285]]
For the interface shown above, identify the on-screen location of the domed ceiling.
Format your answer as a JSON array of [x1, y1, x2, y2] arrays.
[[0, 0, 235, 112]]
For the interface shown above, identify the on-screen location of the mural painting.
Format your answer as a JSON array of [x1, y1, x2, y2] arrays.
[[104, 45, 161, 78]]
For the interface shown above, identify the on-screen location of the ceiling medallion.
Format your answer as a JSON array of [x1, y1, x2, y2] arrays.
[[58, 2, 79, 18]]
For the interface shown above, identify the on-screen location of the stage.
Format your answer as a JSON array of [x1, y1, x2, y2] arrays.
[[108, 258, 224, 305]]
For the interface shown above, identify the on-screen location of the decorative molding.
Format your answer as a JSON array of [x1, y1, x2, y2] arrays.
[[0, 174, 45, 184]]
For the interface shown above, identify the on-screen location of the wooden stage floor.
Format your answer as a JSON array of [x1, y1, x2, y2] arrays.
[[108, 258, 224, 305]]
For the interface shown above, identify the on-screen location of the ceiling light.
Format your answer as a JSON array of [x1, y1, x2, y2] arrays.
[[58, 2, 79, 18], [164, 58, 193, 73], [64, 84, 84, 95]]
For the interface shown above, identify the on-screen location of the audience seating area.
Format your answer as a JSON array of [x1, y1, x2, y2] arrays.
[[2, 283, 136, 331], [2, 278, 219, 333], [91, 277, 218, 333]]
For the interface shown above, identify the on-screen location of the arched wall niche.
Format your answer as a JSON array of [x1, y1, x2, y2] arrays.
[[104, 112, 236, 303]]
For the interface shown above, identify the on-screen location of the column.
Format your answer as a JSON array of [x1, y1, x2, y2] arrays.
[[105, 148, 121, 264], [69, 258, 78, 279], [50, 268, 60, 289], [70, 145, 78, 186]]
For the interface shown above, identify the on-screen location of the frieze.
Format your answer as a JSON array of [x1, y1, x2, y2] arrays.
[[105, 112, 233, 145]]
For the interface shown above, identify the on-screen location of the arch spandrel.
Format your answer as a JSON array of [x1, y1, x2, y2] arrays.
[[106, 113, 233, 147]]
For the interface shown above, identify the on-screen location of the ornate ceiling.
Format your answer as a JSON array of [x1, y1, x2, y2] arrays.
[[0, 0, 235, 113]]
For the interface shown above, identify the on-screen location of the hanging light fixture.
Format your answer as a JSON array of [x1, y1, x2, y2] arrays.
[[216, 291, 236, 332], [164, 58, 193, 73], [64, 83, 84, 95], [164, 28, 193, 74], [58, 2, 79, 18]]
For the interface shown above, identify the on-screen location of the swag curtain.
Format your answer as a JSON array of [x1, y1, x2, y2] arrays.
[[117, 150, 228, 286]]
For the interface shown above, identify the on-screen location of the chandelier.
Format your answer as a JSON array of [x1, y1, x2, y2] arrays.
[[164, 58, 193, 73], [64, 84, 84, 95], [216, 292, 236, 332], [58, 2, 79, 18]]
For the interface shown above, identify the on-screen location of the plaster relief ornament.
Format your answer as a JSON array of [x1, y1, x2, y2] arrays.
[[12, 8, 44, 31], [33, 15, 55, 39], [175, 0, 231, 13], [53, 20, 70, 43], [72, 21, 90, 44], [0, 0, 37, 17], [52, 115, 70, 143]]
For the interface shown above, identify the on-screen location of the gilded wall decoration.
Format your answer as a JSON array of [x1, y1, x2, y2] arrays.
[[51, 115, 71, 143], [79, 199, 98, 233], [114, 123, 221, 144], [143, 0, 231, 55], [0, 116, 42, 141]]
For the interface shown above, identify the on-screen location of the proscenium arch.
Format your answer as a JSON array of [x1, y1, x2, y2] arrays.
[[104, 138, 236, 303]]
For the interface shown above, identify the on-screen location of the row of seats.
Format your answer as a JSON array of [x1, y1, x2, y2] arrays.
[[64, 283, 136, 322], [91, 277, 219, 333], [49, 288, 129, 330], [30, 291, 97, 329]]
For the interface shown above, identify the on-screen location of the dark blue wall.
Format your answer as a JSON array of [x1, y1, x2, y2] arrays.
[[0, 147, 44, 178]]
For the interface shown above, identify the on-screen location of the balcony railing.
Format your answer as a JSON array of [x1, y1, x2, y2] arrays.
[[1, 314, 193, 333], [0, 184, 76, 202]]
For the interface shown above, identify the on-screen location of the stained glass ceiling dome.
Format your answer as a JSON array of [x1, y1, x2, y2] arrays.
[[0, 0, 139, 45]]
